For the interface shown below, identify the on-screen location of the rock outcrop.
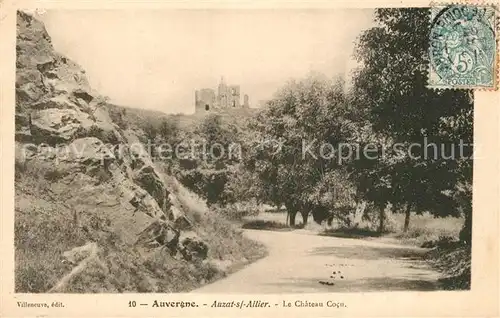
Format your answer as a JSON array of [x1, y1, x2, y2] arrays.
[[14, 11, 266, 293], [15, 10, 189, 249]]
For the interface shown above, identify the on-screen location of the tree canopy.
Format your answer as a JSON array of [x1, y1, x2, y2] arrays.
[[352, 8, 473, 235]]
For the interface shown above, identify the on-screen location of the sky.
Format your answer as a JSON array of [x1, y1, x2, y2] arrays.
[[39, 9, 375, 114]]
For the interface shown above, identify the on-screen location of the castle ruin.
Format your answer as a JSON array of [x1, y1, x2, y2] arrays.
[[195, 77, 249, 113]]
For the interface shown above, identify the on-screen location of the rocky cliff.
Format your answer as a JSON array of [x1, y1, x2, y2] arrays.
[[14, 11, 264, 293]]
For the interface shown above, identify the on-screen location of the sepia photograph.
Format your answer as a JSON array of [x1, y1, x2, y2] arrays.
[[12, 6, 482, 296]]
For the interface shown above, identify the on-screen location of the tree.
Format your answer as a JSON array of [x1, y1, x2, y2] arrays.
[[143, 122, 158, 143], [175, 114, 243, 206], [158, 117, 180, 145], [245, 74, 358, 227], [353, 8, 473, 236]]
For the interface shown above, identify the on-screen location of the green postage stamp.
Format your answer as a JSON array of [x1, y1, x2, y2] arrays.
[[428, 5, 498, 90]]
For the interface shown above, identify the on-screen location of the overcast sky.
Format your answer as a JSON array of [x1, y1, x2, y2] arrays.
[[39, 9, 375, 114]]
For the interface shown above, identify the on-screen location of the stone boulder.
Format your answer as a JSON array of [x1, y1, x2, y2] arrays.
[[112, 174, 165, 219], [32, 95, 81, 111], [207, 259, 233, 273], [16, 68, 45, 103], [179, 232, 208, 261], [30, 108, 94, 144], [15, 11, 54, 71], [87, 107, 124, 145], [133, 164, 170, 212], [124, 137, 172, 215], [135, 220, 180, 253], [64, 137, 115, 165]]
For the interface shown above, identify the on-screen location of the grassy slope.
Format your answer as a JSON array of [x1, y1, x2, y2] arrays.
[[391, 213, 463, 246], [106, 103, 259, 133], [15, 157, 266, 293]]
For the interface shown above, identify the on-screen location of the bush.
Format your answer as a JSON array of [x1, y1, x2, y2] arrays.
[[393, 213, 463, 246], [356, 206, 398, 233], [425, 244, 471, 290], [421, 235, 457, 249], [212, 201, 263, 221], [242, 220, 293, 231]]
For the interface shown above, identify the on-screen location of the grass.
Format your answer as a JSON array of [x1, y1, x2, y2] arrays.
[[105, 103, 258, 135], [242, 220, 294, 231], [313, 211, 464, 247], [240, 211, 308, 231], [385, 211, 469, 290], [425, 243, 471, 290], [242, 211, 289, 224], [15, 206, 88, 292], [235, 208, 464, 247], [15, 156, 267, 293], [162, 174, 267, 266], [391, 213, 463, 247], [319, 227, 382, 239]]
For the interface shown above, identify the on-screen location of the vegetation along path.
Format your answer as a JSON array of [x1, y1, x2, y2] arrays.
[[193, 229, 442, 293]]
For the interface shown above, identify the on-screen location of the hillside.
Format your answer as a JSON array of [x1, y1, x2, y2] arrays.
[[14, 11, 265, 293], [106, 102, 259, 133]]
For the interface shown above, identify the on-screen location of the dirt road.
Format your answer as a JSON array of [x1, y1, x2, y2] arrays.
[[194, 229, 442, 293]]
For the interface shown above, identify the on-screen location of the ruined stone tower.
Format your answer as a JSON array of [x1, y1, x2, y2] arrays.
[[243, 94, 249, 108], [195, 77, 249, 113]]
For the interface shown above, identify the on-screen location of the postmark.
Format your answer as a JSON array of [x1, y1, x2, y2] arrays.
[[428, 5, 497, 90]]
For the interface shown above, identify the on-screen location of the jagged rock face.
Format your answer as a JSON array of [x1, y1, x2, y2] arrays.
[[15, 11, 179, 244]]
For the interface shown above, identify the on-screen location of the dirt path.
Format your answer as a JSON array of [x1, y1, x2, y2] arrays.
[[194, 229, 442, 293]]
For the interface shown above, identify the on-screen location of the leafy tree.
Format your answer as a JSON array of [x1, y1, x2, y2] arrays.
[[175, 114, 243, 206], [246, 74, 358, 226], [353, 8, 473, 236], [223, 164, 265, 205], [158, 117, 180, 145], [143, 122, 158, 143]]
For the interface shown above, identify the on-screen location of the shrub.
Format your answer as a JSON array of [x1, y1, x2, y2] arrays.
[[242, 220, 293, 231], [212, 201, 263, 221], [425, 244, 471, 290]]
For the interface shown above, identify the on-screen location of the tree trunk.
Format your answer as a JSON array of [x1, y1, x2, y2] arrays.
[[459, 210, 472, 246], [285, 201, 299, 228], [274, 199, 282, 211], [327, 214, 334, 226], [403, 204, 411, 232], [301, 210, 308, 226], [289, 210, 297, 227], [353, 201, 366, 227], [378, 206, 385, 234]]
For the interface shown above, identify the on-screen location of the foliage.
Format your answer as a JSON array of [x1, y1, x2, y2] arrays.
[[143, 122, 158, 143], [352, 8, 473, 236], [211, 200, 263, 221], [173, 114, 246, 206], [244, 74, 359, 226], [425, 244, 471, 290], [100, 9, 473, 237], [158, 116, 181, 145]]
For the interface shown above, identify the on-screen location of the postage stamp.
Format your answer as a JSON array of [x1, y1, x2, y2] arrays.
[[428, 5, 498, 90]]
